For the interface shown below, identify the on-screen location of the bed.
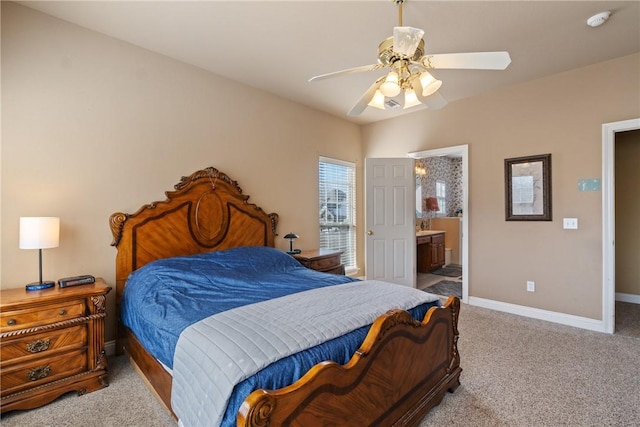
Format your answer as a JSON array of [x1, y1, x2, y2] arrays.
[[109, 166, 461, 426]]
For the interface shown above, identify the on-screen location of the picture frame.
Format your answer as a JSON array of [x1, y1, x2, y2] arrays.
[[504, 153, 552, 221]]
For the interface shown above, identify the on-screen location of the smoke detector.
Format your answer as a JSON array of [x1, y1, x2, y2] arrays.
[[587, 11, 611, 28]]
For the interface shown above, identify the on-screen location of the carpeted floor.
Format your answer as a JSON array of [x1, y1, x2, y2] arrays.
[[2, 303, 638, 426], [616, 301, 640, 338]]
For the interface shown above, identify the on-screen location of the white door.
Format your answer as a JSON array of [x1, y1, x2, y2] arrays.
[[365, 158, 415, 287]]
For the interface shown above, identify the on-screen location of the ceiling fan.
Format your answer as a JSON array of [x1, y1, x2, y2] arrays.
[[309, 0, 511, 116]]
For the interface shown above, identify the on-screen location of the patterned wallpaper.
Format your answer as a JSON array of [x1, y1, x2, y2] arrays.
[[416, 156, 463, 218]]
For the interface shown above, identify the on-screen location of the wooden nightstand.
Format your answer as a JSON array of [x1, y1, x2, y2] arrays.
[[0, 278, 112, 413], [293, 249, 345, 275]]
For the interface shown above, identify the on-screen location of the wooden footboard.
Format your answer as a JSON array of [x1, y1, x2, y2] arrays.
[[238, 296, 461, 427]]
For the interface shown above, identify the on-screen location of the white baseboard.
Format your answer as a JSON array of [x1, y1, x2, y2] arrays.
[[105, 340, 117, 356], [616, 292, 640, 304], [468, 297, 608, 333]]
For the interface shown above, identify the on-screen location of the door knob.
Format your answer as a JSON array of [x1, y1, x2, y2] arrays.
[[367, 230, 373, 235]]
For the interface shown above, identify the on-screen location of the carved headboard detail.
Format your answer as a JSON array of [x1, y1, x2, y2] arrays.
[[110, 167, 279, 305]]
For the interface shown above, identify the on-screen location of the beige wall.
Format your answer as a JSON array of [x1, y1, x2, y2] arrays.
[[615, 129, 640, 296], [1, 3, 363, 340], [2, 1, 639, 342], [362, 53, 640, 320]]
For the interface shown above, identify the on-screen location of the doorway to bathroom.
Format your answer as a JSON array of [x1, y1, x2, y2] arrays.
[[409, 144, 469, 303]]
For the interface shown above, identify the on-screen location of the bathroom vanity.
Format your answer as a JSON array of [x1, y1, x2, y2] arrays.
[[416, 231, 445, 273]]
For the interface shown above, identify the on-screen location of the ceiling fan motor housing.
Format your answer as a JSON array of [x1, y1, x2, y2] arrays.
[[377, 36, 425, 66]]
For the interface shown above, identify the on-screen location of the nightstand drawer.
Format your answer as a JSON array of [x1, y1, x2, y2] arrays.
[[0, 325, 87, 366], [0, 300, 85, 333], [0, 349, 87, 397], [306, 256, 341, 271], [293, 249, 345, 275]]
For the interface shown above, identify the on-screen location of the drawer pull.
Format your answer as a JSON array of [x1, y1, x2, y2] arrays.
[[26, 339, 51, 353], [7, 319, 16, 326], [58, 309, 67, 316], [28, 366, 51, 381]]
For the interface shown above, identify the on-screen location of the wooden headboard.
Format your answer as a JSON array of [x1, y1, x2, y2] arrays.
[[109, 166, 279, 306]]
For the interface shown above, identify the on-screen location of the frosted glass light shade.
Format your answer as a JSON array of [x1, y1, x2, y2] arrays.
[[393, 27, 424, 57], [403, 89, 422, 109], [379, 72, 401, 97], [419, 71, 443, 96], [19, 217, 60, 249], [368, 90, 386, 110]]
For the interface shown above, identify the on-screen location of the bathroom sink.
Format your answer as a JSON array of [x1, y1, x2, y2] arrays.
[[416, 230, 444, 236]]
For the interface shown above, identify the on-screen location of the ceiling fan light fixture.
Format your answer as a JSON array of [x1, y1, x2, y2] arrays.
[[403, 89, 422, 109], [419, 71, 443, 96], [380, 71, 402, 97], [309, 0, 510, 116], [368, 90, 386, 110]]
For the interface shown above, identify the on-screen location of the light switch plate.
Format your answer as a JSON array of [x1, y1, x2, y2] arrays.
[[563, 218, 578, 229]]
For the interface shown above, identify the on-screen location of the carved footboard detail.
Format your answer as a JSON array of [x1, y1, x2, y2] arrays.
[[238, 296, 462, 427]]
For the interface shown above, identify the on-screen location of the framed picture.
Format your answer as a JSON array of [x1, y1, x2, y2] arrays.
[[504, 153, 552, 221]]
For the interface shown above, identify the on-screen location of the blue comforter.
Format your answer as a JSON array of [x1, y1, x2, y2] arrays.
[[120, 246, 358, 369]]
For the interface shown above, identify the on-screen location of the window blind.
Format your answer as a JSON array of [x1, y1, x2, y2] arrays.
[[319, 157, 356, 271]]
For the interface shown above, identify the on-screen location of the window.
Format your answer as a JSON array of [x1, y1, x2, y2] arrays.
[[319, 157, 356, 272], [436, 180, 446, 215]]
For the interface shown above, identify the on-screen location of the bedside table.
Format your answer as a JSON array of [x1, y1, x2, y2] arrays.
[[0, 278, 112, 413], [293, 249, 345, 275]]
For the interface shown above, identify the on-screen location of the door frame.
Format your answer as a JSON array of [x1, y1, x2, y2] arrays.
[[602, 118, 640, 334], [408, 144, 469, 303]]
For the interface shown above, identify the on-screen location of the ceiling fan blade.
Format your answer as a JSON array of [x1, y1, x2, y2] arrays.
[[421, 91, 448, 109], [412, 78, 448, 110], [423, 52, 511, 70], [393, 26, 424, 57], [309, 64, 385, 82], [348, 77, 385, 116]]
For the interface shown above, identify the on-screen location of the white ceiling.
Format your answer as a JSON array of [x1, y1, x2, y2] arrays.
[[18, 1, 640, 125]]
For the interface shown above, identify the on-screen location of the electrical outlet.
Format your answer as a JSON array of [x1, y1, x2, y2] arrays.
[[563, 218, 578, 229], [527, 281, 535, 292]]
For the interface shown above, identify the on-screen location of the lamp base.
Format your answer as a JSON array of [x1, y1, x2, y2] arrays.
[[25, 281, 55, 291], [287, 249, 302, 255]]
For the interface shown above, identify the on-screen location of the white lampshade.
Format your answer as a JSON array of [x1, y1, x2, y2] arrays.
[[379, 71, 401, 97], [367, 90, 386, 110], [419, 71, 443, 97], [19, 217, 60, 249], [403, 89, 422, 109]]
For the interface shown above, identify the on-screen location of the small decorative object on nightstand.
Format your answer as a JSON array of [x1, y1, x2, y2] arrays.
[[284, 232, 301, 255], [293, 249, 345, 275], [0, 278, 112, 413]]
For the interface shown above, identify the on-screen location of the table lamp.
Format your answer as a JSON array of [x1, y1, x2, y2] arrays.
[[426, 197, 440, 212], [284, 232, 300, 254], [20, 217, 60, 289]]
